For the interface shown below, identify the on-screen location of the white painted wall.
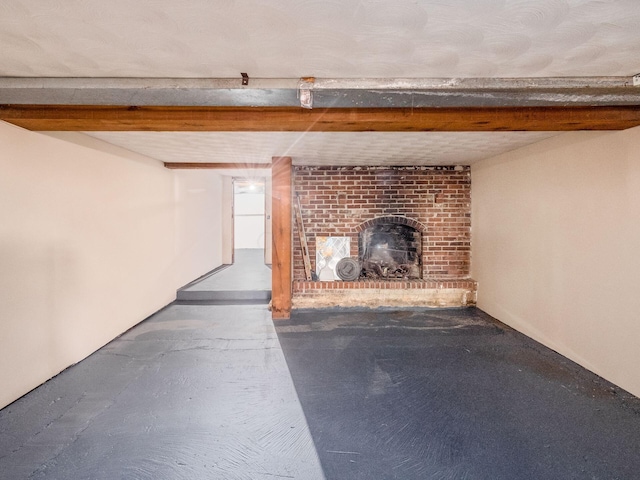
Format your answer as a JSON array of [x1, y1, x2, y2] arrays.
[[222, 176, 234, 264], [0, 123, 223, 409], [472, 126, 640, 397], [173, 169, 223, 287]]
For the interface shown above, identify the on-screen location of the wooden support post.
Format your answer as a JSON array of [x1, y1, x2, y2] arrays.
[[271, 156, 292, 320]]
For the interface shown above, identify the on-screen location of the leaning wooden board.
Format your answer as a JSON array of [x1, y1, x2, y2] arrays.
[[294, 193, 313, 281]]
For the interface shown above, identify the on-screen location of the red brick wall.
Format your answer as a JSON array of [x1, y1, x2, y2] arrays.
[[293, 166, 471, 280]]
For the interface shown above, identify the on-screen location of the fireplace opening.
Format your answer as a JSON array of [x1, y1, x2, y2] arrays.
[[358, 221, 422, 280]]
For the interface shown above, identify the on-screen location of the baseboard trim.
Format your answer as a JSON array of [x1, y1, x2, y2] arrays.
[[178, 264, 232, 291]]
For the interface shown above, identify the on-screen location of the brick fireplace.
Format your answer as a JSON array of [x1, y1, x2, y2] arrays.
[[292, 165, 477, 308]]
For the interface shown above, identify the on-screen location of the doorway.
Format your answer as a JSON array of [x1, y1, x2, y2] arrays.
[[233, 177, 266, 251]]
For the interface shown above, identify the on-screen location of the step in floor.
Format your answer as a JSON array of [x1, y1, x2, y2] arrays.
[[177, 249, 272, 304]]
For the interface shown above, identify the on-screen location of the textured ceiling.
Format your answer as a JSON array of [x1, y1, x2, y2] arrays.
[[4, 1, 640, 165], [1, 0, 640, 78], [84, 131, 561, 166]]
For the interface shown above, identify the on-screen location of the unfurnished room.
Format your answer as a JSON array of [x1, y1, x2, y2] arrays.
[[1, 1, 640, 479]]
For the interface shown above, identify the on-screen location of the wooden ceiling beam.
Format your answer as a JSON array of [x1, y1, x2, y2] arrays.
[[164, 162, 271, 169], [1, 105, 640, 132]]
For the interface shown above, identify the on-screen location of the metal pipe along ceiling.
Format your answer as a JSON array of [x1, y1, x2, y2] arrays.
[[0, 76, 639, 108]]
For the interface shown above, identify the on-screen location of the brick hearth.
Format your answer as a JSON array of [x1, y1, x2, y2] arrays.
[[293, 279, 477, 309]]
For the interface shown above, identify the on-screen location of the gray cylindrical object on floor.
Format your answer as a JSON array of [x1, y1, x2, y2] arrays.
[[336, 257, 361, 281]]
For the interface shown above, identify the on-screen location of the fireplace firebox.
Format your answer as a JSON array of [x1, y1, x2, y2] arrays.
[[358, 220, 422, 280]]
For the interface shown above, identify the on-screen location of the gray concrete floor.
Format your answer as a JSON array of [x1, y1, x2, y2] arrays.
[[183, 249, 271, 291], [177, 249, 271, 303], [5, 265, 640, 480], [276, 308, 640, 480], [0, 304, 324, 480]]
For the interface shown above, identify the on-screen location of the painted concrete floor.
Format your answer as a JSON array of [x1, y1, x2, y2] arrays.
[[276, 308, 640, 480], [4, 301, 640, 479], [183, 249, 271, 292], [0, 304, 324, 480], [177, 249, 271, 303]]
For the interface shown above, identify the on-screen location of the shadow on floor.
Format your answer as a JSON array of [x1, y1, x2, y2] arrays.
[[275, 307, 640, 480]]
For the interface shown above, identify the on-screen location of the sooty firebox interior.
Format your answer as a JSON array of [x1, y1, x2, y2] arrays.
[[358, 222, 422, 279]]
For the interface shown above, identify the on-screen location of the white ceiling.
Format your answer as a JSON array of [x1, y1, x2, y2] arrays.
[[3, 0, 640, 166], [2, 0, 640, 78], [85, 131, 561, 166]]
